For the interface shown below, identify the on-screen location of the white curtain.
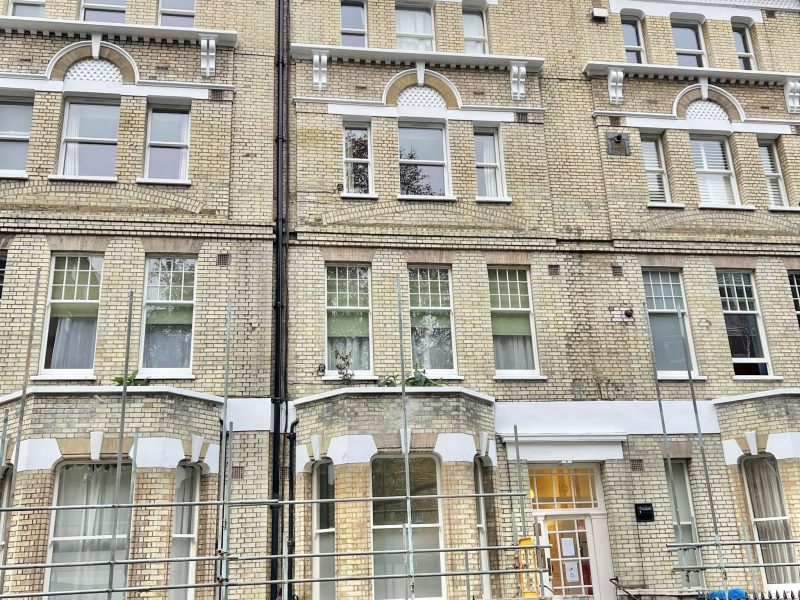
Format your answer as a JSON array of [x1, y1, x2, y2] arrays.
[[743, 457, 800, 585], [49, 316, 97, 369], [327, 336, 370, 371], [493, 335, 534, 370], [62, 108, 82, 176], [143, 324, 192, 369]]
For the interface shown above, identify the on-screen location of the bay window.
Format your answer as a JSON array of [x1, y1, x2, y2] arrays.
[[396, 6, 433, 51], [409, 266, 455, 375], [489, 267, 537, 375], [48, 463, 132, 599], [372, 456, 442, 600], [168, 465, 199, 600], [343, 124, 372, 196], [59, 102, 120, 178], [474, 129, 503, 199], [691, 137, 737, 206], [672, 22, 706, 67], [462, 10, 487, 54], [399, 125, 448, 198], [326, 265, 372, 374], [0, 101, 33, 177], [145, 108, 190, 182], [159, 0, 195, 27], [741, 455, 800, 586], [717, 271, 770, 376], [142, 256, 196, 373], [758, 140, 787, 207], [43, 254, 103, 373], [341, 1, 366, 47], [643, 270, 697, 377], [642, 135, 670, 203], [313, 462, 336, 600]]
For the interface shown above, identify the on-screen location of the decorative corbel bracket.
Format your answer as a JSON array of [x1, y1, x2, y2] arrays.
[[312, 51, 329, 91], [699, 76, 709, 100], [415, 60, 425, 86], [607, 68, 624, 105], [785, 78, 800, 114], [200, 35, 217, 78], [91, 33, 101, 59], [510, 61, 526, 101]]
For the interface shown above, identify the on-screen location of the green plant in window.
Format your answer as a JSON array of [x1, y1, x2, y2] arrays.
[[335, 350, 354, 384], [112, 370, 149, 386]]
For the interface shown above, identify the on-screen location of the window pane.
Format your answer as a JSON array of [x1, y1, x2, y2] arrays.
[[373, 528, 442, 600], [45, 313, 98, 369], [400, 165, 445, 196], [463, 11, 485, 38], [63, 143, 117, 177], [396, 7, 431, 34], [143, 305, 193, 368], [724, 313, 763, 359], [318, 531, 336, 599], [150, 111, 189, 144], [173, 466, 198, 535], [316, 463, 335, 530], [148, 146, 187, 180], [0, 141, 29, 171], [54, 464, 132, 537], [399, 127, 444, 161], [474, 133, 496, 163], [411, 310, 453, 370], [11, 3, 45, 16], [0, 104, 33, 136], [677, 53, 703, 67], [345, 127, 369, 159], [649, 313, 690, 372], [492, 313, 534, 370], [732, 28, 747, 53], [50, 539, 127, 599], [477, 166, 499, 197], [672, 24, 700, 50], [68, 103, 120, 139], [372, 457, 438, 526], [341, 2, 365, 29], [327, 310, 370, 371], [341, 32, 366, 46], [160, 13, 194, 25], [622, 21, 640, 46], [161, 0, 194, 10], [465, 39, 486, 54]]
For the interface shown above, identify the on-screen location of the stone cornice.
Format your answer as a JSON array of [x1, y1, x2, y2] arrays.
[[584, 60, 799, 85]]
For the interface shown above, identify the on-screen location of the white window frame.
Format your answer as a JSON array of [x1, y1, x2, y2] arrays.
[[139, 255, 197, 378], [732, 23, 756, 71], [340, 0, 367, 46], [473, 460, 491, 600], [312, 461, 336, 600], [641, 134, 671, 204], [758, 140, 788, 207], [8, 0, 45, 16], [40, 253, 103, 378], [474, 127, 508, 201], [144, 107, 191, 183], [643, 270, 699, 379], [370, 455, 444, 600], [788, 272, 800, 329], [0, 100, 33, 178], [324, 263, 374, 378], [489, 266, 540, 378], [717, 270, 772, 377], [342, 122, 374, 197], [395, 5, 434, 51], [169, 463, 200, 600], [668, 459, 704, 588], [158, 0, 195, 27], [58, 100, 120, 180], [81, 0, 125, 22], [408, 265, 457, 378], [672, 21, 707, 67], [44, 462, 134, 599], [398, 122, 451, 200], [528, 464, 605, 517], [621, 15, 646, 64], [0, 468, 10, 563], [462, 8, 487, 54], [741, 454, 800, 590], [0, 251, 6, 300], [691, 136, 739, 207]]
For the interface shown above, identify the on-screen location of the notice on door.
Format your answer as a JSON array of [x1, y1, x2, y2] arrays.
[[561, 537, 576, 557], [564, 561, 580, 583]]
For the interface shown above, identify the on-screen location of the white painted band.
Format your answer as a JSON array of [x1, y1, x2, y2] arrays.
[[434, 433, 477, 462], [766, 432, 800, 460], [327, 434, 378, 465], [722, 439, 744, 465], [226, 397, 272, 431], [296, 444, 312, 473], [204, 444, 220, 474], [132, 437, 185, 469], [626, 116, 792, 135], [328, 103, 515, 123], [0, 77, 210, 99], [610, 0, 763, 22], [14, 438, 62, 472], [508, 440, 625, 462]]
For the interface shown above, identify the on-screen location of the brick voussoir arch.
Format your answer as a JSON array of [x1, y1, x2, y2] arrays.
[[383, 69, 462, 109], [47, 40, 140, 84], [674, 84, 745, 123]]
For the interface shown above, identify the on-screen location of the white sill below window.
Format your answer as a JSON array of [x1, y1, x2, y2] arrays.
[[423, 371, 463, 381], [137, 370, 196, 380], [31, 371, 97, 381], [0, 170, 28, 180], [136, 177, 192, 186], [341, 193, 379, 200], [732, 374, 783, 381], [768, 206, 800, 213], [397, 195, 457, 202], [697, 203, 755, 211], [493, 372, 547, 381], [476, 196, 512, 204], [322, 373, 379, 382], [48, 175, 118, 183], [657, 372, 707, 381], [648, 202, 685, 209]]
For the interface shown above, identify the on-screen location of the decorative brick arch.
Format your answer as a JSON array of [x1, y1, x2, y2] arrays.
[[674, 84, 745, 122], [383, 70, 461, 109], [47, 41, 139, 84]]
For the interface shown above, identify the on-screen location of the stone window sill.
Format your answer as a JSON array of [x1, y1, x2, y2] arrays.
[[476, 196, 512, 204], [397, 195, 457, 202], [698, 203, 755, 211], [341, 193, 379, 200], [48, 175, 118, 183], [732, 375, 783, 381], [493, 373, 548, 381], [322, 374, 379, 382], [648, 202, 685, 209], [138, 371, 196, 380], [0, 171, 28, 180], [31, 372, 97, 381], [136, 177, 192, 186], [657, 373, 708, 381], [768, 206, 800, 213]]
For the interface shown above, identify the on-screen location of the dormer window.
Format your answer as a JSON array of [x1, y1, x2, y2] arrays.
[[672, 22, 706, 67], [396, 5, 434, 51]]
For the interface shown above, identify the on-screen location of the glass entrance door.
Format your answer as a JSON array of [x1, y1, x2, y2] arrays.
[[545, 517, 594, 597]]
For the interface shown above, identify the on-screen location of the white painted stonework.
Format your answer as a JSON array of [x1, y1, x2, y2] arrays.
[[132, 437, 185, 469], [766, 432, 800, 460], [14, 438, 62, 472], [434, 433, 477, 462], [327, 434, 378, 465]]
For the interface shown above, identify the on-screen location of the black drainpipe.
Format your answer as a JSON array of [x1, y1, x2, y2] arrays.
[[270, 0, 288, 586], [287, 419, 299, 599]]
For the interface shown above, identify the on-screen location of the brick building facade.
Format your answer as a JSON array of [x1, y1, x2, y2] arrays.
[[0, 0, 798, 598]]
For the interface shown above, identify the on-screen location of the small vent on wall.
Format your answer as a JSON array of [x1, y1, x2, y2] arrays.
[[216, 253, 231, 267], [548, 264, 560, 276], [611, 265, 623, 277], [793, 125, 800, 136], [232, 465, 245, 480], [765, 9, 776, 18], [515, 112, 529, 124], [609, 116, 622, 127], [210, 89, 226, 101], [630, 459, 644, 472]]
